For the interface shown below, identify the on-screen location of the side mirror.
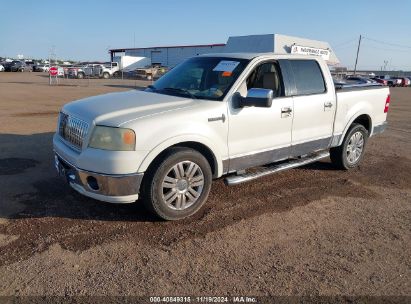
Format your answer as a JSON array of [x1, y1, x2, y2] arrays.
[[240, 88, 273, 108]]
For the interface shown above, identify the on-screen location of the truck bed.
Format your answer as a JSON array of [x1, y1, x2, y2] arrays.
[[333, 84, 389, 140]]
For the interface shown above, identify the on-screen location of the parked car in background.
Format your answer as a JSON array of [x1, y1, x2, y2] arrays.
[[0, 64, 4, 72], [126, 66, 169, 80], [33, 63, 50, 72], [93, 62, 120, 79], [68, 63, 121, 79], [346, 76, 377, 84], [402, 78, 411, 87], [32, 63, 42, 72], [376, 76, 400, 87], [68, 64, 90, 79], [61, 65, 73, 76], [4, 60, 27, 72], [390, 77, 402, 87], [392, 77, 410, 87], [24, 60, 35, 72], [371, 77, 388, 86]]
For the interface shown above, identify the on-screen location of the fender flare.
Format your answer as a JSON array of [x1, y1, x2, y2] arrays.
[[137, 134, 225, 177], [337, 112, 372, 146]]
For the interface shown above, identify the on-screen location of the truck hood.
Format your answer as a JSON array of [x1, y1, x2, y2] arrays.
[[62, 90, 196, 127]]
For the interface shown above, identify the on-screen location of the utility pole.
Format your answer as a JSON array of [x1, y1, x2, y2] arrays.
[[353, 35, 362, 75], [383, 60, 388, 72]]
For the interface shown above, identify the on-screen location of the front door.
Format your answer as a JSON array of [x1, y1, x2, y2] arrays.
[[227, 61, 293, 171]]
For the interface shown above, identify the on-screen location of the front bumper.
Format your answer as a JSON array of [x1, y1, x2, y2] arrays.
[[54, 152, 143, 203]]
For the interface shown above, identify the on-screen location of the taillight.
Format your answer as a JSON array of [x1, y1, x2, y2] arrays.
[[384, 95, 390, 113]]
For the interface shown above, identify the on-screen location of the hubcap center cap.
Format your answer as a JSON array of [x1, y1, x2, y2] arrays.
[[176, 179, 188, 191]]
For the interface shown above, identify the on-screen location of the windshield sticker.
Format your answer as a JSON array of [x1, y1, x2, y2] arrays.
[[213, 61, 240, 72], [221, 71, 232, 77]]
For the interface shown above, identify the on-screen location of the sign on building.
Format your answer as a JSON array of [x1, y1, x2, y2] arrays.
[[291, 45, 330, 61]]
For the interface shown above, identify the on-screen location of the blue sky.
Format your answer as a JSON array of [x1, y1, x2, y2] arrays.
[[1, 0, 410, 70]]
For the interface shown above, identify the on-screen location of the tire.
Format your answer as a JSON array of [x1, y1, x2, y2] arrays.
[[77, 72, 84, 79], [142, 147, 212, 220], [103, 72, 110, 79], [330, 123, 368, 170]]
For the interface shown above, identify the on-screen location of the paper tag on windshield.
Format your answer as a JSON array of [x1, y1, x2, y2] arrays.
[[213, 61, 240, 72]]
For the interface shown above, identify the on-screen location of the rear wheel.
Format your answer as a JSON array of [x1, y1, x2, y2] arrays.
[[330, 123, 368, 170], [103, 72, 110, 79], [142, 147, 212, 220]]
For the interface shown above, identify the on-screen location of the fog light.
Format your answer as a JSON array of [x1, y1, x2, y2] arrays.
[[87, 176, 99, 191]]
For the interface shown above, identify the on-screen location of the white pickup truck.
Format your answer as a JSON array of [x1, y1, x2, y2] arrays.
[[53, 53, 390, 220], [94, 62, 120, 79]]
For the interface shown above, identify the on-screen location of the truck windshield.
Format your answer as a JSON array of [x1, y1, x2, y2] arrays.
[[146, 57, 249, 100]]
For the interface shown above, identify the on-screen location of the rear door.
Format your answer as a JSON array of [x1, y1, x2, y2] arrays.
[[288, 59, 336, 156]]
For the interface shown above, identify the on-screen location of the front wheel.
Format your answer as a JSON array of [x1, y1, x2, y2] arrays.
[[142, 147, 212, 220], [102, 72, 110, 79], [330, 123, 368, 170]]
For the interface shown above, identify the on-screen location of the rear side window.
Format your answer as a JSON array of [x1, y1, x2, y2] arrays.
[[290, 60, 326, 95]]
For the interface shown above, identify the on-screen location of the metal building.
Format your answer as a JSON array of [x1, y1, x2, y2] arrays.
[[109, 34, 340, 68], [109, 43, 226, 67]]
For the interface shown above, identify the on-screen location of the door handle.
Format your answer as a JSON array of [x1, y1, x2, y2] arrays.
[[281, 107, 292, 114], [208, 113, 226, 123], [324, 102, 333, 108], [281, 107, 292, 118]]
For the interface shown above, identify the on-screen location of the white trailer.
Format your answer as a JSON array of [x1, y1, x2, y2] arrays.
[[113, 55, 151, 72]]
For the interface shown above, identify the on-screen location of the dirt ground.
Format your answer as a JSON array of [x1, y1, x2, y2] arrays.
[[0, 72, 410, 299]]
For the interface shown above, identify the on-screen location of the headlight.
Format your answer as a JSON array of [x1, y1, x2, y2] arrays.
[[89, 126, 135, 151]]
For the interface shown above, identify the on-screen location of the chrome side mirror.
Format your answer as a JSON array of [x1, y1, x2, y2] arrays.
[[240, 88, 273, 108]]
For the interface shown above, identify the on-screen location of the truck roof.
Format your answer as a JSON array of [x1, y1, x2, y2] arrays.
[[198, 52, 324, 61]]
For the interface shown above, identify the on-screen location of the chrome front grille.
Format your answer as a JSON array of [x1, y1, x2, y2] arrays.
[[58, 112, 89, 150]]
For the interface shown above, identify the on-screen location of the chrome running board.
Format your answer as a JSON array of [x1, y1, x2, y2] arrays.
[[224, 151, 330, 186]]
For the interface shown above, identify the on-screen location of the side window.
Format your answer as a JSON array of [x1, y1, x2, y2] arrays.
[[246, 62, 284, 97], [289, 60, 326, 95]]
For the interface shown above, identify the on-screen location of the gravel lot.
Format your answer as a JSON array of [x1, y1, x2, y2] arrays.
[[0, 72, 410, 299]]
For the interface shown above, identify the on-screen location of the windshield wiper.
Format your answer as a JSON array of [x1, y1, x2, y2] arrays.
[[161, 87, 197, 99]]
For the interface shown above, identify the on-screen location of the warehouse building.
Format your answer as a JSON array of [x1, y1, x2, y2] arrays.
[[109, 34, 340, 68], [109, 43, 226, 67]]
